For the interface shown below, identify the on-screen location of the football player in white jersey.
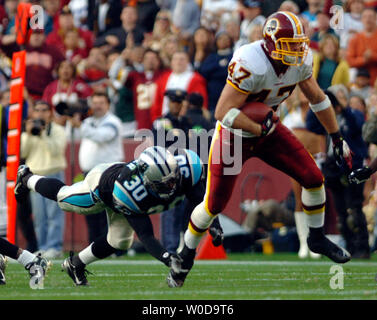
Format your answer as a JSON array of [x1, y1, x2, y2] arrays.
[[167, 11, 353, 288]]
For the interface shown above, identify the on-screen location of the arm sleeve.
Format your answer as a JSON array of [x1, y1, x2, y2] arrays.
[[125, 214, 170, 266]]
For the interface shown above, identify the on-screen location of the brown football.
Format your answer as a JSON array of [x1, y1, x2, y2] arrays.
[[240, 102, 279, 124]]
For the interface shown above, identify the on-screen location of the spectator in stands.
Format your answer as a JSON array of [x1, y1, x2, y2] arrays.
[[278, 0, 300, 14], [313, 34, 350, 90], [24, 29, 65, 101], [42, 0, 61, 35], [77, 47, 109, 91], [3, 0, 18, 35], [347, 8, 377, 86], [133, 0, 160, 34], [70, 91, 124, 245], [42, 60, 93, 115], [310, 11, 337, 46], [235, 0, 265, 50], [349, 94, 367, 116], [151, 50, 208, 121], [350, 68, 372, 101], [323, 87, 370, 258], [109, 48, 164, 135], [46, 5, 94, 59], [95, 6, 145, 52], [189, 26, 214, 70], [223, 17, 240, 48], [171, 0, 201, 41], [63, 29, 87, 65], [247, 24, 263, 43], [301, 0, 322, 29], [159, 34, 181, 68], [199, 31, 233, 113], [20, 101, 67, 259], [87, 0, 122, 36], [143, 10, 173, 52]]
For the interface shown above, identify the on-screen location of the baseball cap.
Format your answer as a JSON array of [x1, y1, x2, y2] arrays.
[[187, 92, 204, 108], [243, 0, 262, 8], [164, 89, 187, 103]]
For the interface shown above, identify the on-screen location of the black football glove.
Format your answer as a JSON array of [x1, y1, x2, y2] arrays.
[[260, 111, 275, 137], [348, 166, 373, 184], [331, 132, 353, 170]]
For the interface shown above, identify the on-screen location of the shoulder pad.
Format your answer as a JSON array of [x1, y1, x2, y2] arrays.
[[234, 41, 267, 76]]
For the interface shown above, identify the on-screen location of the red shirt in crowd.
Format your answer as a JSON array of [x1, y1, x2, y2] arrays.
[[126, 69, 165, 130], [151, 69, 208, 122], [25, 44, 65, 100], [42, 78, 93, 108]]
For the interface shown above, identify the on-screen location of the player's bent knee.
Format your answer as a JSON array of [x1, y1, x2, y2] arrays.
[[301, 168, 324, 190], [107, 235, 134, 250]]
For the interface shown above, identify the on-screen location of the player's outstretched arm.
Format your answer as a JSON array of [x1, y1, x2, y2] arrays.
[[125, 214, 180, 267], [299, 77, 353, 169]]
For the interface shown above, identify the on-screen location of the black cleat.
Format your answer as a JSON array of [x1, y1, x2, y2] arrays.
[[61, 251, 90, 286], [166, 253, 194, 288], [0, 254, 6, 285], [307, 235, 351, 264], [209, 227, 224, 247], [14, 165, 33, 202], [25, 253, 51, 289]]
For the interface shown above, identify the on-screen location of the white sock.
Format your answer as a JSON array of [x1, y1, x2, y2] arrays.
[[78, 244, 99, 265], [17, 250, 36, 267], [27, 175, 44, 192], [306, 213, 325, 228]]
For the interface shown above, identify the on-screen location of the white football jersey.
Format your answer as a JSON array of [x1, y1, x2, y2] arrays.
[[223, 40, 313, 137]]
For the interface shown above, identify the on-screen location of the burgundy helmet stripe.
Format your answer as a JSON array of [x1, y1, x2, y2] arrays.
[[280, 11, 298, 36]]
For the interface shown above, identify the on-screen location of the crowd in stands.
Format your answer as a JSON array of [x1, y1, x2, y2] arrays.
[[2, 0, 377, 258]]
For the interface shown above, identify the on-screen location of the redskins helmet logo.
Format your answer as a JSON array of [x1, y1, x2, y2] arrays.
[[264, 18, 279, 37]]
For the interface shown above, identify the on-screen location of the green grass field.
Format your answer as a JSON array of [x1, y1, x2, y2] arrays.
[[1, 253, 377, 300]]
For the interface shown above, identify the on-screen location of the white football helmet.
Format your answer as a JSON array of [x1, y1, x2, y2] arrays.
[[138, 146, 181, 199]]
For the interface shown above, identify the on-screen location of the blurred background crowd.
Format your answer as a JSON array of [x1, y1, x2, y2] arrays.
[[1, 0, 377, 260]]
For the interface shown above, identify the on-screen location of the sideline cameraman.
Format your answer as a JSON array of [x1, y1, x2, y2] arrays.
[[20, 101, 67, 259]]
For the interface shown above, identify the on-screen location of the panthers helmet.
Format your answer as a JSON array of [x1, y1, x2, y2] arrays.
[[138, 146, 181, 199], [263, 11, 309, 66]]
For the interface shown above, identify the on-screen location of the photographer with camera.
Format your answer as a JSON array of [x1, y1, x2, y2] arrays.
[[20, 101, 67, 259]]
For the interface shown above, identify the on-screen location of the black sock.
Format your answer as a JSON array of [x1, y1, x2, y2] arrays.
[[91, 235, 117, 259], [309, 227, 324, 239], [35, 178, 65, 201], [72, 255, 86, 269], [180, 244, 196, 260], [0, 238, 19, 259]]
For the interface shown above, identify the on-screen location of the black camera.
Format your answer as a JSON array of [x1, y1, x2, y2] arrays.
[[55, 101, 89, 117], [30, 119, 46, 136]]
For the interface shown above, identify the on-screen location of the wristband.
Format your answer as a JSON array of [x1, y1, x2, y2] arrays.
[[222, 108, 241, 128], [309, 95, 331, 112]]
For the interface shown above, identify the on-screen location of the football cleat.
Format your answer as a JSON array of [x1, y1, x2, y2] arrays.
[[14, 165, 33, 202], [167, 268, 190, 288], [25, 253, 51, 289], [166, 253, 194, 288], [209, 227, 224, 247], [61, 251, 91, 286], [307, 235, 351, 264], [0, 254, 6, 285]]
